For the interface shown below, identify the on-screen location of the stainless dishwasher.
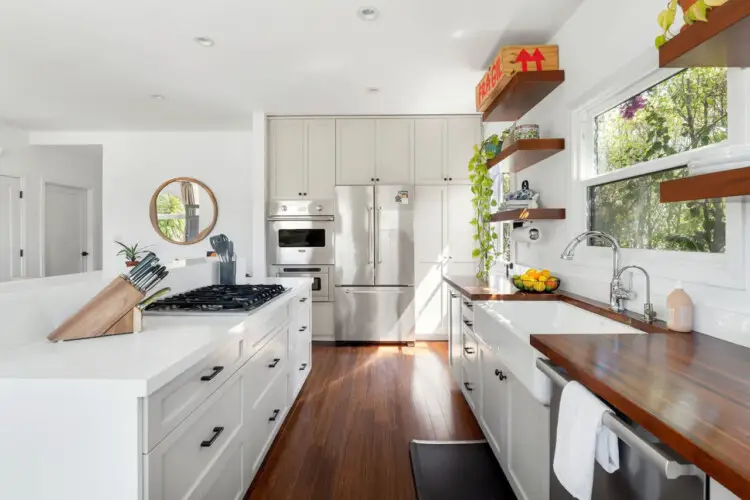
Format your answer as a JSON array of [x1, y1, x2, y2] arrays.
[[538, 359, 707, 500]]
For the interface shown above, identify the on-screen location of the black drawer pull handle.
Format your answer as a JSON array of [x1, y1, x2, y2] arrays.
[[299, 363, 308, 371], [299, 326, 308, 332], [464, 347, 475, 355], [464, 320, 473, 328], [464, 302, 473, 309], [268, 358, 281, 368], [200, 426, 224, 447], [200, 366, 224, 381], [464, 382, 474, 392], [299, 297, 308, 303], [269, 409, 281, 422], [495, 369, 507, 381]]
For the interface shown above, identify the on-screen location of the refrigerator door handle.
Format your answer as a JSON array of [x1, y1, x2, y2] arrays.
[[368, 206, 374, 265], [344, 288, 409, 294], [376, 206, 383, 264]]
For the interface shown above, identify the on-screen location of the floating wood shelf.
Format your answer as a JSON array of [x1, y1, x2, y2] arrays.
[[660, 166, 750, 202], [486, 138, 565, 173], [660, 0, 750, 68], [490, 208, 566, 223], [482, 70, 565, 122]]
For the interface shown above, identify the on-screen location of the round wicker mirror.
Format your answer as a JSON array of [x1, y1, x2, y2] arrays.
[[149, 177, 218, 245]]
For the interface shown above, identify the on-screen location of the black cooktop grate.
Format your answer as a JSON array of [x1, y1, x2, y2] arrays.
[[145, 284, 287, 312]]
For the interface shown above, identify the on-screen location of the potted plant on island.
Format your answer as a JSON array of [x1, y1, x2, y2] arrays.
[[468, 134, 502, 282], [115, 241, 150, 267], [655, 0, 728, 48]]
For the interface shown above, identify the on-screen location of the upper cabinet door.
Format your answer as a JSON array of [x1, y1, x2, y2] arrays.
[[374, 119, 414, 184], [336, 119, 376, 185], [269, 120, 306, 199], [446, 117, 482, 184], [305, 119, 336, 199], [414, 118, 447, 185]]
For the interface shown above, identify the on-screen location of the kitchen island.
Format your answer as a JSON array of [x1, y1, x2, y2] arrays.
[[0, 277, 313, 500]]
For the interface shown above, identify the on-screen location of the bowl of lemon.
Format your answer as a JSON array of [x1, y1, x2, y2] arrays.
[[512, 269, 560, 293]]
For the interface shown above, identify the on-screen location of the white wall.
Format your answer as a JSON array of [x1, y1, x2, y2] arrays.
[[501, 0, 750, 347], [0, 122, 103, 277], [32, 131, 254, 274]]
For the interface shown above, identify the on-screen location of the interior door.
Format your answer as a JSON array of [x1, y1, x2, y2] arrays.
[[414, 118, 447, 185], [375, 119, 414, 184], [0, 176, 22, 282], [446, 184, 477, 264], [447, 117, 482, 183], [269, 119, 306, 199], [305, 119, 336, 199], [375, 184, 414, 286], [334, 185, 374, 286], [45, 183, 87, 277], [336, 119, 375, 185]]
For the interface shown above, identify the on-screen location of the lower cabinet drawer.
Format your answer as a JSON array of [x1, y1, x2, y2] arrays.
[[242, 324, 288, 406], [289, 343, 311, 402], [145, 375, 243, 500], [243, 370, 288, 481], [198, 440, 245, 500], [462, 364, 479, 412], [145, 337, 243, 451]]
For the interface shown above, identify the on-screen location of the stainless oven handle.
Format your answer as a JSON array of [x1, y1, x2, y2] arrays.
[[535, 358, 701, 480], [267, 215, 334, 221], [368, 207, 374, 265]]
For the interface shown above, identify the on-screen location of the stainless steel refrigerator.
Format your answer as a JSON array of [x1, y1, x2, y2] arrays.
[[334, 185, 415, 343]]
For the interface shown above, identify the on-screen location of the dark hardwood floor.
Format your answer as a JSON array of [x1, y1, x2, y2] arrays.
[[245, 342, 484, 500]]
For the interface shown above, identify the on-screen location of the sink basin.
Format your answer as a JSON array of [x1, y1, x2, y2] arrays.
[[475, 301, 644, 405]]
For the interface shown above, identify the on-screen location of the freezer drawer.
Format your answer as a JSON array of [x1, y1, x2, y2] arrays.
[[334, 287, 415, 343]]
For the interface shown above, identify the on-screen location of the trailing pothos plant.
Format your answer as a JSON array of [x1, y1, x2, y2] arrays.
[[655, 0, 728, 48], [468, 134, 501, 282]]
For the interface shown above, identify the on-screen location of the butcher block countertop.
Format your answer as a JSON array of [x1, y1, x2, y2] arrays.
[[531, 332, 750, 498]]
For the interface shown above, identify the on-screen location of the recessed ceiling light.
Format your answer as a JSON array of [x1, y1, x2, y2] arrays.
[[194, 36, 215, 47], [366, 87, 380, 94], [151, 94, 166, 101], [358, 6, 379, 21]]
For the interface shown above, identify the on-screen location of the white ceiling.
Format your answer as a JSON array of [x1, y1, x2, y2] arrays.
[[0, 0, 583, 130]]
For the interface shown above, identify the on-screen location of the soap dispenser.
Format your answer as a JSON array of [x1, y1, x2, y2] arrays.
[[666, 281, 693, 332]]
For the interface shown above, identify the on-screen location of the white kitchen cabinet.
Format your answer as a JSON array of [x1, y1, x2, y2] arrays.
[[269, 119, 306, 199], [269, 118, 335, 200], [480, 344, 509, 467], [414, 185, 445, 263], [447, 117, 482, 183], [506, 366, 550, 500], [446, 184, 476, 264], [415, 262, 447, 337], [336, 118, 376, 185], [710, 480, 740, 500], [306, 119, 336, 199], [375, 118, 414, 184], [448, 285, 463, 382], [415, 118, 447, 184]]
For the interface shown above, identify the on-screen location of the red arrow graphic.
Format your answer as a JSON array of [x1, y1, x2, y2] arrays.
[[515, 49, 532, 72], [531, 48, 545, 71]]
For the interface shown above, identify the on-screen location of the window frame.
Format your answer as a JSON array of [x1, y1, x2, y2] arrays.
[[569, 63, 748, 290]]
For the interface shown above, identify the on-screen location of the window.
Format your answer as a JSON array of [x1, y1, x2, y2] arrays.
[[491, 170, 512, 262], [588, 168, 726, 253], [587, 68, 728, 253], [594, 68, 728, 174]]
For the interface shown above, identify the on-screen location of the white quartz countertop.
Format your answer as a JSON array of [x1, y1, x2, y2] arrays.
[[0, 277, 312, 397]]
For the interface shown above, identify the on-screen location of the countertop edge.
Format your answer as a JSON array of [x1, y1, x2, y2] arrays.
[[530, 335, 749, 498]]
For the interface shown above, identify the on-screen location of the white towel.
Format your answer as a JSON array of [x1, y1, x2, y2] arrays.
[[553, 381, 620, 500]]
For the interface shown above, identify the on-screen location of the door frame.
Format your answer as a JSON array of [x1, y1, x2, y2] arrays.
[[0, 174, 26, 279], [40, 179, 95, 277]]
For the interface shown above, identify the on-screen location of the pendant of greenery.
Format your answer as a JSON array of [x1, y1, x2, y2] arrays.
[[468, 134, 501, 282], [655, 0, 728, 48]]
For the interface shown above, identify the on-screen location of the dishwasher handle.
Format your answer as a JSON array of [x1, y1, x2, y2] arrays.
[[536, 358, 701, 481]]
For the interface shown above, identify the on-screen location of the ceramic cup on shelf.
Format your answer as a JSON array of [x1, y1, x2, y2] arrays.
[[514, 124, 540, 140]]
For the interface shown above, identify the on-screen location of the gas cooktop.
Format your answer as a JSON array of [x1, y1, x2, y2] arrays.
[[145, 284, 287, 313]]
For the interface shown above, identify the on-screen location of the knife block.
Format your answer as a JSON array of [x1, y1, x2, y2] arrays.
[[105, 308, 143, 335], [47, 276, 145, 342]]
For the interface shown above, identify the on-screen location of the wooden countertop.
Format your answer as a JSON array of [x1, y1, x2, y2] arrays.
[[531, 332, 750, 498]]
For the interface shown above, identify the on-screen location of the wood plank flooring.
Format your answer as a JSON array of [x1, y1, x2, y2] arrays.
[[245, 342, 483, 500]]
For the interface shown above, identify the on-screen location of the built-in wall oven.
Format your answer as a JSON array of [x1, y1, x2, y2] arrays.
[[269, 265, 333, 302], [267, 200, 334, 266]]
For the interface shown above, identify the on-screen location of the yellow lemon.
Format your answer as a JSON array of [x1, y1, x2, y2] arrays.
[[540, 269, 551, 278], [534, 282, 547, 292]]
